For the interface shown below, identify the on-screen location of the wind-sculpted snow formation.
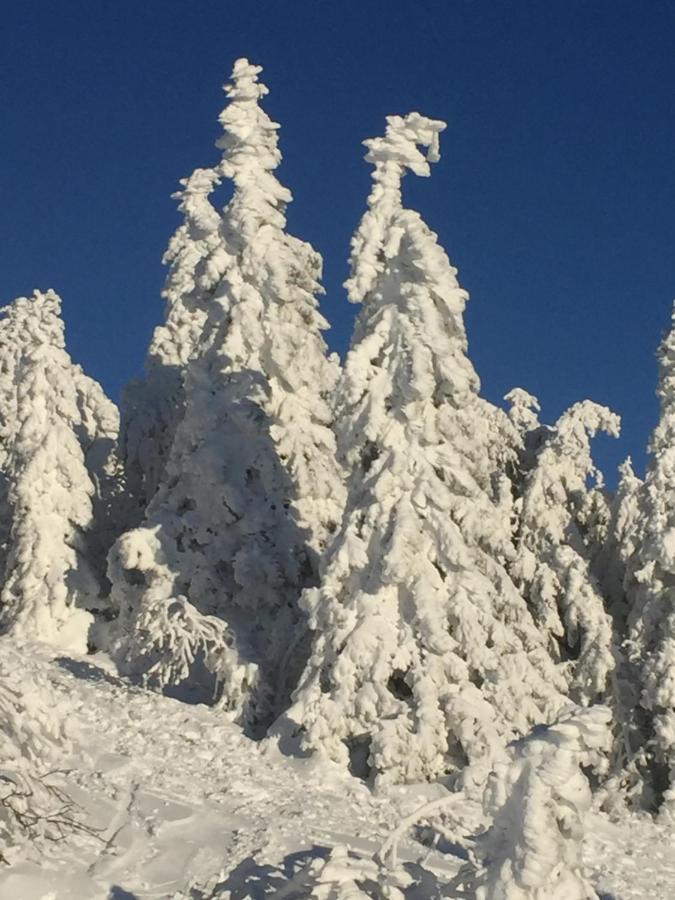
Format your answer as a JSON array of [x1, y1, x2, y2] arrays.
[[471, 705, 611, 900], [109, 59, 345, 730], [0, 291, 118, 653], [284, 113, 568, 784]]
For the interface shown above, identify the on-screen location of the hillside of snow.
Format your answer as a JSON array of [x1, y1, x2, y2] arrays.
[[1, 639, 673, 900]]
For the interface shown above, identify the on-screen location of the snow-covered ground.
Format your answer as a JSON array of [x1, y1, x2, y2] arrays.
[[4, 642, 674, 900]]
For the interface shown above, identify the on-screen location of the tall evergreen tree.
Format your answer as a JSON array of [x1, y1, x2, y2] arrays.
[[623, 305, 675, 809], [109, 60, 345, 729], [283, 114, 567, 784], [0, 291, 119, 652], [511, 401, 620, 705]]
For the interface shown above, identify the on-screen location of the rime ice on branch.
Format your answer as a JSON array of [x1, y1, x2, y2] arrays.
[[109, 59, 345, 729], [0, 291, 118, 653], [285, 114, 567, 784]]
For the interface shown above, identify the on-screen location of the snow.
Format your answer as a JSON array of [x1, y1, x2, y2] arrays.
[[1, 639, 673, 899]]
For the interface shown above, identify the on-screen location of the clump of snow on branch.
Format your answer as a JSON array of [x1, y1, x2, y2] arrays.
[[285, 112, 567, 785], [0, 291, 118, 653], [109, 59, 345, 729], [512, 400, 620, 705]]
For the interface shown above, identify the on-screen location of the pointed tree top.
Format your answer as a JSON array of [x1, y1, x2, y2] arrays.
[[363, 112, 446, 179], [648, 302, 675, 456], [215, 58, 290, 232], [658, 299, 675, 365], [216, 57, 280, 166], [505, 387, 541, 434], [223, 58, 268, 104], [346, 113, 447, 303], [0, 289, 64, 350]]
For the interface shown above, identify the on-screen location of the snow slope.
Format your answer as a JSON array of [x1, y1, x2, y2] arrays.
[[2, 639, 673, 899]]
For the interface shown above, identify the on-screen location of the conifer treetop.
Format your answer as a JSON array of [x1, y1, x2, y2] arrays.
[[505, 387, 541, 435], [0, 289, 64, 351], [364, 112, 445, 179], [346, 112, 446, 304], [649, 299, 675, 459], [148, 167, 223, 371], [216, 58, 291, 237]]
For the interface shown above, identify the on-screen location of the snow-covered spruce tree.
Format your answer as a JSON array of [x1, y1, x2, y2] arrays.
[[109, 59, 345, 729], [511, 401, 620, 705], [623, 304, 675, 810], [470, 705, 610, 900], [122, 167, 225, 514], [282, 113, 567, 785], [0, 290, 118, 652]]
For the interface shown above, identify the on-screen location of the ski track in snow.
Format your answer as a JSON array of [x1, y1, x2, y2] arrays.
[[3, 644, 674, 900]]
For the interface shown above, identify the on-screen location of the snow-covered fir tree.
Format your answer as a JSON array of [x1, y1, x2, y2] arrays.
[[282, 113, 568, 785], [511, 400, 620, 705], [122, 167, 225, 513], [471, 705, 610, 900], [109, 59, 345, 729], [0, 291, 118, 652], [623, 304, 675, 811]]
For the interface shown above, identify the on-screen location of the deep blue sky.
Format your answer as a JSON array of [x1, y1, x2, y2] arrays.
[[2, 1, 674, 483]]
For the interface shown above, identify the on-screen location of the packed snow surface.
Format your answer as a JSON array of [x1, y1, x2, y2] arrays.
[[3, 640, 673, 900]]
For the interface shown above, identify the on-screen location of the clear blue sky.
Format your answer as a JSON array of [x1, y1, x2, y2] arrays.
[[2, 1, 674, 483]]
